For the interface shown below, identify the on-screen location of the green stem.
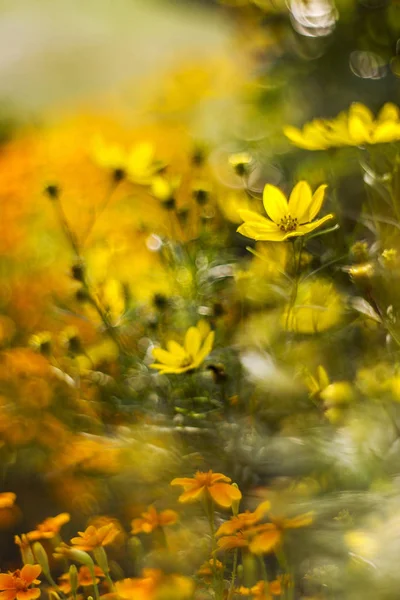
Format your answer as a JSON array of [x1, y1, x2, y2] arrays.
[[285, 237, 303, 332], [227, 548, 238, 600]]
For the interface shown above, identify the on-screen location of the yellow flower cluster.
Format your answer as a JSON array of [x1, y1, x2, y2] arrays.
[[284, 102, 400, 150]]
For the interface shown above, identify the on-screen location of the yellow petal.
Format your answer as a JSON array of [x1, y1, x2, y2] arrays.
[[288, 181, 313, 224], [192, 331, 214, 367], [308, 184, 328, 221], [237, 222, 288, 242], [196, 320, 210, 340], [152, 348, 182, 366], [377, 103, 399, 122], [296, 213, 334, 236], [317, 366, 330, 389], [184, 326, 201, 357], [238, 209, 269, 223], [262, 185, 288, 223], [167, 340, 186, 358]]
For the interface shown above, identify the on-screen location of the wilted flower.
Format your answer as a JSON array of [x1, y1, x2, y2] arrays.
[[237, 181, 333, 242]]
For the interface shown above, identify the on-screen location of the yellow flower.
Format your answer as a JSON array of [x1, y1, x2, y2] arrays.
[[171, 470, 242, 508], [70, 523, 120, 551], [284, 102, 400, 150], [283, 278, 344, 333], [115, 569, 194, 600], [26, 513, 70, 542], [150, 321, 214, 375], [236, 579, 281, 599], [92, 136, 163, 184], [237, 181, 333, 242]]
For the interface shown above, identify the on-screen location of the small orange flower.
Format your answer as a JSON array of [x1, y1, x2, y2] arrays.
[[70, 523, 119, 551], [131, 505, 178, 535], [58, 566, 104, 594], [216, 502, 271, 536], [197, 558, 224, 580], [26, 513, 70, 542], [0, 493, 16, 509], [0, 564, 41, 600], [170, 470, 242, 508], [236, 579, 281, 599]]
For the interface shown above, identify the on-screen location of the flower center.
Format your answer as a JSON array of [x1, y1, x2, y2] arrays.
[[180, 354, 193, 368], [279, 214, 298, 232]]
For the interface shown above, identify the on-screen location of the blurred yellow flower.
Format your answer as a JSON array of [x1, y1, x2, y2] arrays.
[[237, 181, 333, 242], [26, 513, 70, 542], [236, 579, 281, 599], [70, 523, 120, 551], [284, 102, 400, 150], [150, 321, 214, 375], [58, 566, 104, 594], [131, 505, 178, 535], [0, 492, 16, 509], [115, 569, 194, 600], [283, 278, 344, 333], [171, 470, 242, 508]]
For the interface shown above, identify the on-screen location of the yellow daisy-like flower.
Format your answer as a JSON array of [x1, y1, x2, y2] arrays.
[[150, 321, 214, 375], [237, 181, 333, 242], [171, 470, 242, 508], [284, 102, 400, 150]]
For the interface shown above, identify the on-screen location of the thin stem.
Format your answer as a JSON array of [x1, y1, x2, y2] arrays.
[[227, 548, 238, 600]]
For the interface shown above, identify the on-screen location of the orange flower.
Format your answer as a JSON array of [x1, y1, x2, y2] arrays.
[[26, 513, 70, 542], [115, 569, 194, 600], [131, 505, 178, 535], [70, 523, 119, 551], [170, 470, 242, 508], [236, 579, 281, 599], [197, 558, 224, 580], [216, 530, 250, 551], [216, 501, 271, 552], [216, 502, 271, 536], [0, 493, 16, 509], [248, 512, 314, 555], [0, 565, 41, 600], [58, 566, 104, 594]]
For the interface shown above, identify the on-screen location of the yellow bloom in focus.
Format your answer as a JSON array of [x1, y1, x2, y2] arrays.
[[131, 505, 178, 535], [284, 102, 400, 150], [115, 569, 194, 600], [150, 321, 214, 375], [237, 181, 333, 242], [171, 470, 242, 508]]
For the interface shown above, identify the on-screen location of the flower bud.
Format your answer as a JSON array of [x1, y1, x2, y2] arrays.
[[32, 542, 50, 577], [69, 564, 78, 596]]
